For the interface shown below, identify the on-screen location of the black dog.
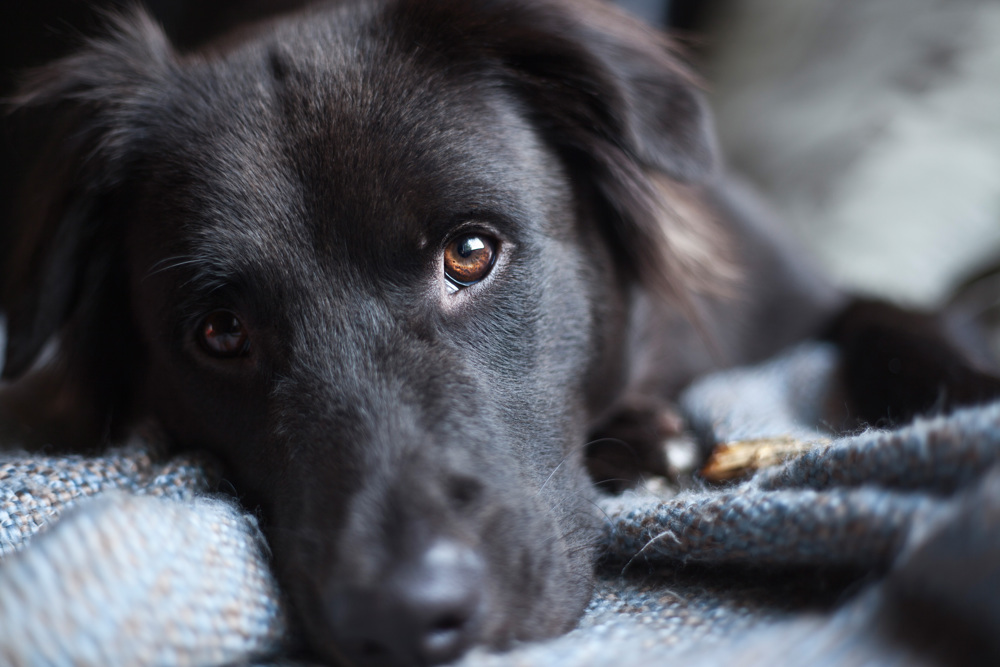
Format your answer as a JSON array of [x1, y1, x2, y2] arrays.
[[1, 1, 997, 665]]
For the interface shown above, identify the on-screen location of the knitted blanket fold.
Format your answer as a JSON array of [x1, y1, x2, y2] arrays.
[[2, 342, 998, 666], [0, 445, 287, 666]]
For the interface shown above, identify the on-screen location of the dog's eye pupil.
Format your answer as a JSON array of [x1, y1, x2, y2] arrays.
[[199, 311, 250, 358], [444, 234, 496, 287]]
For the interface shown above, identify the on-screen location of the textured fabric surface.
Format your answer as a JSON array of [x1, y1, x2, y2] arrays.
[[2, 343, 999, 665], [0, 440, 286, 667], [0, 493, 287, 667], [0, 442, 217, 558]]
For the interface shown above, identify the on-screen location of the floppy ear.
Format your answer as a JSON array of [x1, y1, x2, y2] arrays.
[[398, 0, 728, 299], [1, 10, 173, 444]]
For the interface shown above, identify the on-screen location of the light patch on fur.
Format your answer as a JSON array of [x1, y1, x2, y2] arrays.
[[650, 175, 740, 298]]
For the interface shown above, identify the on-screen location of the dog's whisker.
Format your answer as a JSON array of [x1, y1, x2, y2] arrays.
[[534, 459, 570, 498], [580, 494, 615, 528], [534, 437, 617, 497]]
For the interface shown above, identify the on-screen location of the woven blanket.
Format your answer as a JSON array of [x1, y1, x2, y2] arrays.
[[2, 342, 999, 666]]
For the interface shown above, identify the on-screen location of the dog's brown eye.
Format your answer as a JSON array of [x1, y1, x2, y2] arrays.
[[199, 311, 250, 358], [444, 234, 497, 287]]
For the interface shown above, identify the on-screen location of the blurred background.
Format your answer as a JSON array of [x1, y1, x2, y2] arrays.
[[625, 0, 1000, 311], [2, 0, 999, 312]]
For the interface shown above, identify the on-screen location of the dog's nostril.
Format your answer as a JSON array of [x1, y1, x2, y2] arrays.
[[419, 592, 480, 657], [447, 475, 482, 507], [432, 612, 465, 633]]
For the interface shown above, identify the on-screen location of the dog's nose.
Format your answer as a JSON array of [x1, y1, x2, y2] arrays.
[[328, 540, 486, 666]]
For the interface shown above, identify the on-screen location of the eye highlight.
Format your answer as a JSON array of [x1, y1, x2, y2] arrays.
[[444, 234, 497, 288], [198, 311, 250, 358]]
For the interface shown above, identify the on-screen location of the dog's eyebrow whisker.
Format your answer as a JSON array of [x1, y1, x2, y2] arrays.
[[145, 256, 234, 297], [144, 255, 201, 279], [207, 282, 229, 296]]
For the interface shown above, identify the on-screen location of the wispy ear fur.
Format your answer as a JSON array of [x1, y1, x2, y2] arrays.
[[392, 0, 733, 304], [1, 9, 173, 445]]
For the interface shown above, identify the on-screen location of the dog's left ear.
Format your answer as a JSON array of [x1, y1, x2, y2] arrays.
[[400, 0, 724, 298], [1, 10, 173, 445]]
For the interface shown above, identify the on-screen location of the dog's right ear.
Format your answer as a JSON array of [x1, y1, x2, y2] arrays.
[[1, 10, 173, 442]]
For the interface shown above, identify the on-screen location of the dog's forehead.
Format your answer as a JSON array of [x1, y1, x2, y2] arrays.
[[154, 11, 566, 281]]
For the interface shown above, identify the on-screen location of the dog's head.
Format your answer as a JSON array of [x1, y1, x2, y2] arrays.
[[1, 1, 717, 663]]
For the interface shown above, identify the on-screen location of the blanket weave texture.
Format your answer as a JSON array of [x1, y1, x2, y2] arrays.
[[2, 342, 999, 666]]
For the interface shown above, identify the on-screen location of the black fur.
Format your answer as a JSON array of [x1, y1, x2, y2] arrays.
[[1, 2, 996, 665]]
